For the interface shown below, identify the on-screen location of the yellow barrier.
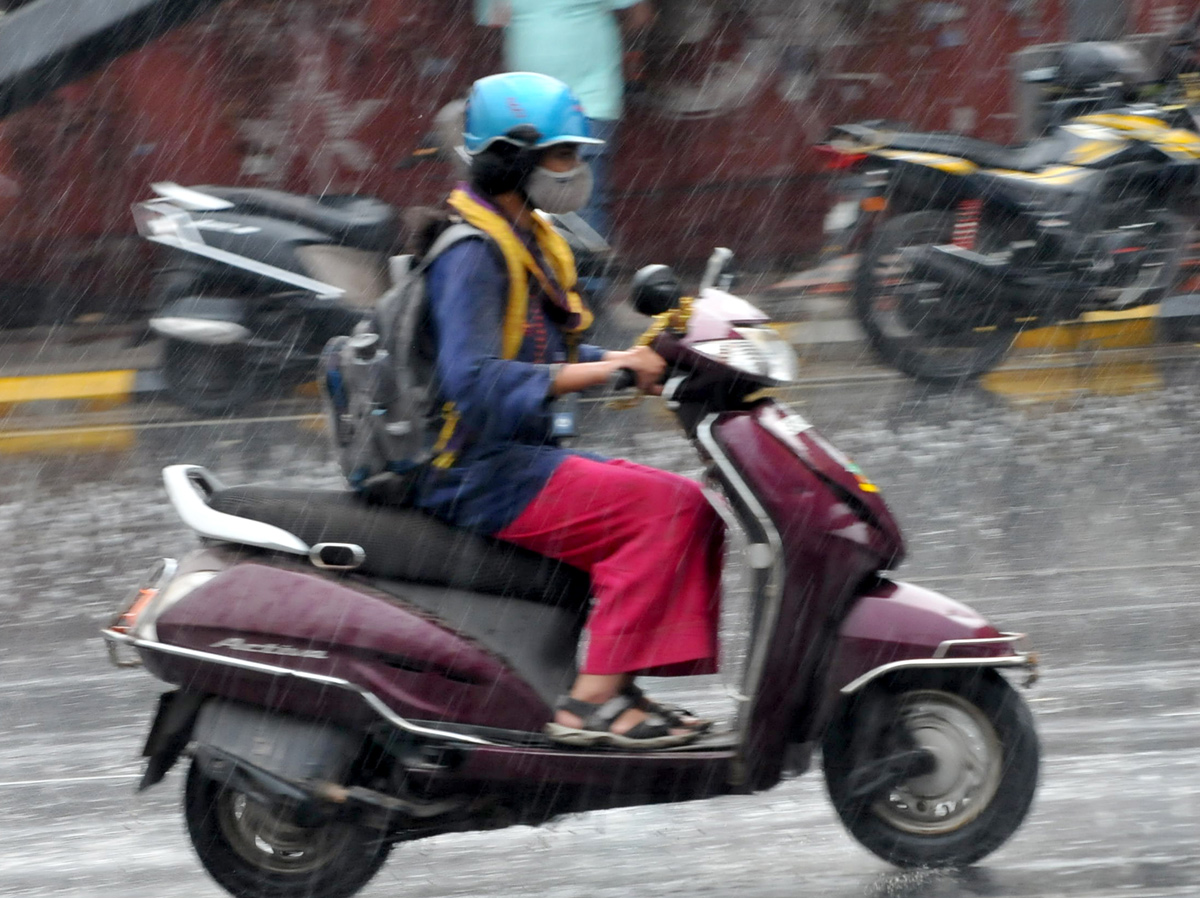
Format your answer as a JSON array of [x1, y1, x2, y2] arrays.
[[0, 370, 137, 404]]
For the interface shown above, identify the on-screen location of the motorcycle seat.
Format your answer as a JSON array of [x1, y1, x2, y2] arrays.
[[867, 131, 1069, 173], [207, 486, 592, 612], [195, 186, 400, 253]]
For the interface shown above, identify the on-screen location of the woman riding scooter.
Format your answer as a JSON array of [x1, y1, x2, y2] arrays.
[[409, 72, 725, 749]]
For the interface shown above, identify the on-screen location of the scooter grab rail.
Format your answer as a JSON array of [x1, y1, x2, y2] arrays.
[[163, 465, 310, 556]]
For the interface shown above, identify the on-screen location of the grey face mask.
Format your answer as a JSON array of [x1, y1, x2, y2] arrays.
[[524, 163, 594, 214]]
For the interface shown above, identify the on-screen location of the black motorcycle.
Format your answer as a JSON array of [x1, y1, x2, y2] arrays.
[[134, 183, 612, 414], [816, 42, 1200, 382]]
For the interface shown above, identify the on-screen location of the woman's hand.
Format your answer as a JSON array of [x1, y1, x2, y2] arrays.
[[603, 346, 666, 394], [550, 346, 667, 397]]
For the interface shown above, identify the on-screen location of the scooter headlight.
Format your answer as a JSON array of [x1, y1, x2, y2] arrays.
[[692, 327, 800, 384]]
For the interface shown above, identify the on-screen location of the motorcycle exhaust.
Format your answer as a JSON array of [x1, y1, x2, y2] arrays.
[[904, 244, 1008, 292], [902, 243, 1035, 308]]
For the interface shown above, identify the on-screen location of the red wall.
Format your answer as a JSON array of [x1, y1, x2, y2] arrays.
[[0, 0, 1192, 324]]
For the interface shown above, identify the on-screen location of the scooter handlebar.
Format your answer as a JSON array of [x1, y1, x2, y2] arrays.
[[610, 367, 637, 392]]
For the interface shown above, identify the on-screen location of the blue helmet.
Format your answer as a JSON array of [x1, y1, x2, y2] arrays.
[[462, 72, 604, 156]]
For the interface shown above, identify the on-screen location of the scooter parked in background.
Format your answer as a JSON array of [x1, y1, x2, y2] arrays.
[[133, 182, 612, 415], [103, 249, 1039, 898], [133, 183, 397, 415]]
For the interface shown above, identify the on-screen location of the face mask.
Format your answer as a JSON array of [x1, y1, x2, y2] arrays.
[[524, 163, 594, 214]]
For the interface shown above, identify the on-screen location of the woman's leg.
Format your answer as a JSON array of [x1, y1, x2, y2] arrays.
[[495, 455, 724, 734]]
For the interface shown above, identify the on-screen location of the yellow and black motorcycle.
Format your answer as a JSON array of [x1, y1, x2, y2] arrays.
[[818, 43, 1200, 382]]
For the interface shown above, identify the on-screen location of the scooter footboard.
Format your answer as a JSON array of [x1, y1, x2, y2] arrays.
[[830, 578, 1036, 695]]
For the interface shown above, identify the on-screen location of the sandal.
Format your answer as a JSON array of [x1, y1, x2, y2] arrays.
[[622, 684, 714, 733], [545, 693, 702, 749]]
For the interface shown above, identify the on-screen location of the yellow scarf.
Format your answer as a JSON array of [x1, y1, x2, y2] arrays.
[[447, 188, 593, 359]]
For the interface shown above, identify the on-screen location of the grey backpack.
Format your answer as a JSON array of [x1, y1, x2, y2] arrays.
[[320, 223, 482, 499]]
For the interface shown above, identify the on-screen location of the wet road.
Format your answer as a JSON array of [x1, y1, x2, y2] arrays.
[[2, 355, 1199, 897]]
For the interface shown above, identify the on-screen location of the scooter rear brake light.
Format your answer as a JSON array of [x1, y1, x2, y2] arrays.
[[813, 144, 869, 170], [105, 561, 221, 644], [108, 558, 176, 632], [111, 588, 157, 635]]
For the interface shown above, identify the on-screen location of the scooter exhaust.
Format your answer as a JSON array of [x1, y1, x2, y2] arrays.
[[149, 316, 251, 344]]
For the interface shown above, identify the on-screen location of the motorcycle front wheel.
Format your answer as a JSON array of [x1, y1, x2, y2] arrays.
[[822, 668, 1039, 868], [855, 211, 1017, 383], [183, 760, 392, 898]]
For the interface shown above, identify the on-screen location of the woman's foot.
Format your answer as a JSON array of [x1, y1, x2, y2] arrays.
[[547, 692, 700, 749], [621, 683, 713, 733], [546, 674, 700, 749]]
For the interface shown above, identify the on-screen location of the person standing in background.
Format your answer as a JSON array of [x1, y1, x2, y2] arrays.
[[476, 0, 655, 296]]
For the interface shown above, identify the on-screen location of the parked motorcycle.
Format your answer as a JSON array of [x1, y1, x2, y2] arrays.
[[103, 250, 1039, 898], [133, 182, 612, 415], [816, 42, 1200, 382]]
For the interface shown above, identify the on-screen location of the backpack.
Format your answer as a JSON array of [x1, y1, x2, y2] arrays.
[[320, 222, 483, 501]]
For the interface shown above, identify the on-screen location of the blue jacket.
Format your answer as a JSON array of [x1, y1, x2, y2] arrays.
[[411, 236, 605, 534]]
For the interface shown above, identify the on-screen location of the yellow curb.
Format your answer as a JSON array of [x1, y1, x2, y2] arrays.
[[0, 369, 137, 404], [982, 361, 1162, 401], [0, 426, 136, 455], [1013, 306, 1158, 352]]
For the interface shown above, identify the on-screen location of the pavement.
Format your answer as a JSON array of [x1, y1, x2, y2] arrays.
[[5, 369, 1200, 898], [0, 254, 1192, 418]]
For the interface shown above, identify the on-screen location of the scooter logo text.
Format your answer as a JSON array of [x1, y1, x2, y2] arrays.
[[210, 637, 329, 660]]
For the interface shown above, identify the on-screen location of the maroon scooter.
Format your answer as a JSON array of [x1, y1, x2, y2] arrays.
[[103, 250, 1040, 898]]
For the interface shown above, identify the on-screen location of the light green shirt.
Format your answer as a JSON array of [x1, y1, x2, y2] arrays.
[[476, 0, 641, 121]]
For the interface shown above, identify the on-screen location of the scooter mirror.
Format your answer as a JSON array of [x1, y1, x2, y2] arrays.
[[630, 264, 683, 316]]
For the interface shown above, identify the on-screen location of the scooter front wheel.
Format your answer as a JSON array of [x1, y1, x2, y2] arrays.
[[183, 760, 391, 898], [822, 668, 1038, 868]]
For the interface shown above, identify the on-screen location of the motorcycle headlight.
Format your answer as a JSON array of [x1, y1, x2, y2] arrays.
[[692, 327, 800, 384]]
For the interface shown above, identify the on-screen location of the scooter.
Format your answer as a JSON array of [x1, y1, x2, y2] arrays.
[[102, 250, 1040, 898], [133, 182, 613, 415]]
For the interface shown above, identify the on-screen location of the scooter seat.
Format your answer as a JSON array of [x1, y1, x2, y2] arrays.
[[196, 186, 400, 253], [207, 486, 591, 611]]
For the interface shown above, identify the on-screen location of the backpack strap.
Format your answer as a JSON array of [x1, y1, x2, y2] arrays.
[[411, 222, 485, 472], [419, 222, 486, 273], [376, 222, 484, 354]]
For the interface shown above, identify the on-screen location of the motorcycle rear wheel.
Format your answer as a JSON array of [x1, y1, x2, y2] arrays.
[[855, 211, 1017, 383], [823, 668, 1039, 868], [183, 760, 391, 898]]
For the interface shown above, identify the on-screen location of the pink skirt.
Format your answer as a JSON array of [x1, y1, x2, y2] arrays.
[[495, 456, 724, 676]]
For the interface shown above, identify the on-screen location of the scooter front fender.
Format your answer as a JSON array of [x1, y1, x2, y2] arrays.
[[830, 578, 1036, 695]]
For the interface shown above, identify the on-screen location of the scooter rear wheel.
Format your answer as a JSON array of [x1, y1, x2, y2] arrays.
[[822, 668, 1038, 868], [161, 338, 260, 416], [183, 760, 391, 898]]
